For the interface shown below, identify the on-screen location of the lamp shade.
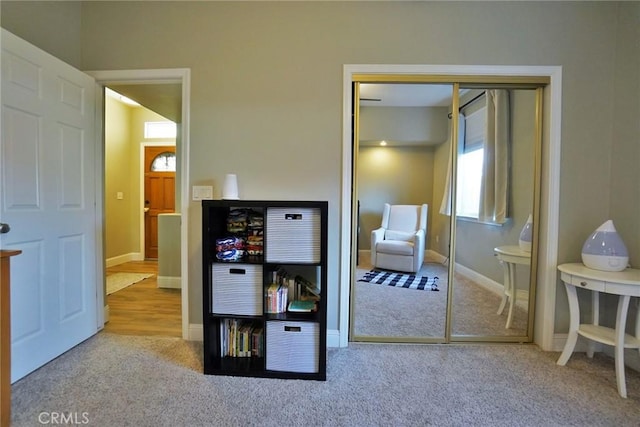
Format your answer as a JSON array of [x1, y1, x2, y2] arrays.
[[518, 214, 533, 252], [581, 220, 629, 272], [222, 174, 239, 200]]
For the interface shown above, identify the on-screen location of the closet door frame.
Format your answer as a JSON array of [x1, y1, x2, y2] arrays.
[[339, 64, 562, 351]]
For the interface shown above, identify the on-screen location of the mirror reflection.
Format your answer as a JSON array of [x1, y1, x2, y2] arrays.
[[450, 87, 537, 338], [353, 83, 452, 340], [351, 82, 539, 342]]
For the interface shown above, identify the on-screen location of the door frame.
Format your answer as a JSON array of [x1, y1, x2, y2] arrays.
[[340, 64, 562, 350], [140, 142, 176, 259], [88, 68, 191, 340]]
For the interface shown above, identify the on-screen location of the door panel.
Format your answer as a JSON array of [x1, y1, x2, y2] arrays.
[[1, 29, 98, 382], [144, 146, 175, 259]]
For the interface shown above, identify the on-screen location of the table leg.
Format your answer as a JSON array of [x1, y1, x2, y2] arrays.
[[497, 260, 508, 315], [557, 283, 580, 366], [586, 291, 600, 359], [506, 262, 516, 329], [615, 295, 630, 398]]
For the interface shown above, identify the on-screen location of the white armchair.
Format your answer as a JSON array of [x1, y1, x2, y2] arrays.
[[371, 203, 428, 273]]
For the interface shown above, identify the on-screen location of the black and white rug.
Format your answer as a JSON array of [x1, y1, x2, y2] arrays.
[[358, 270, 439, 291]]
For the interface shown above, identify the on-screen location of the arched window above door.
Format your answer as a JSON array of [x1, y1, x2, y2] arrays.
[[150, 151, 176, 172]]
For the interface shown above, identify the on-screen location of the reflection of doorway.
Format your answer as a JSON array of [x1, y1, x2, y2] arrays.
[[144, 146, 176, 259]]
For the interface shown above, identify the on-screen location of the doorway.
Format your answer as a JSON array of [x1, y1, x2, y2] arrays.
[[103, 89, 180, 337], [89, 68, 191, 339], [339, 65, 563, 350]]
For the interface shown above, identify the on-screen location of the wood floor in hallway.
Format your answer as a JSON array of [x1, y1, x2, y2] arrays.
[[104, 260, 181, 337]]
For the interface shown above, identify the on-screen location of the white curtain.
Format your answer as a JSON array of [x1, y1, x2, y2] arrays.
[[439, 113, 465, 216], [478, 89, 510, 224]]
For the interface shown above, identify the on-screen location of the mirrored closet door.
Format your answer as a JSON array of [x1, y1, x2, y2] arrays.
[[350, 77, 545, 344], [449, 86, 540, 341]]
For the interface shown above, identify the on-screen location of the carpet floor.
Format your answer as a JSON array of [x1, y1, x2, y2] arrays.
[[10, 332, 640, 426], [353, 257, 528, 339]]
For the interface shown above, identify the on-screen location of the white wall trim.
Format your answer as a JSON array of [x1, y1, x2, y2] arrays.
[[341, 64, 562, 350], [454, 262, 529, 310], [326, 329, 341, 348], [157, 276, 182, 289], [189, 323, 204, 341], [105, 252, 144, 268], [88, 68, 191, 341]]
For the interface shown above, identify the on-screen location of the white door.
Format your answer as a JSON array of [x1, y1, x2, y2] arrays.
[[1, 29, 99, 382]]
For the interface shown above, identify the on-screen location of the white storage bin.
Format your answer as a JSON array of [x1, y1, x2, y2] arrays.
[[266, 321, 319, 373], [212, 264, 262, 316], [266, 208, 321, 263]]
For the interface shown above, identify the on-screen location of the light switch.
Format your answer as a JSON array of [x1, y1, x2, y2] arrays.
[[116, 192, 124, 200], [192, 185, 213, 201]]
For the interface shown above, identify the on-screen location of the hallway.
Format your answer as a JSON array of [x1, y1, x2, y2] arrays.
[[104, 260, 181, 337]]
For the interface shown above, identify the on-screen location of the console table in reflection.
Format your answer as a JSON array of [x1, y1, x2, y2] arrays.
[[494, 245, 531, 329]]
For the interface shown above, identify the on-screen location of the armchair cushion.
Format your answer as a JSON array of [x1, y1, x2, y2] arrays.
[[376, 240, 415, 256], [385, 230, 416, 242]]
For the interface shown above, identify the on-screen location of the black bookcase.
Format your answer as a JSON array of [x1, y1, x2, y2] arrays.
[[202, 200, 327, 380]]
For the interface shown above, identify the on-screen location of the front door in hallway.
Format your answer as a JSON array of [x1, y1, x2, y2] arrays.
[[144, 146, 176, 259]]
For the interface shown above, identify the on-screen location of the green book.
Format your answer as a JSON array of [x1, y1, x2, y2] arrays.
[[288, 300, 316, 312]]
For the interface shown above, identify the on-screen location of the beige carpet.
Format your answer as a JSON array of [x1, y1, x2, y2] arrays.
[[10, 332, 640, 426], [106, 272, 154, 295]]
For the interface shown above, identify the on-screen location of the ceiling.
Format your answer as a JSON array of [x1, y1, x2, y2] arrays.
[[359, 83, 456, 107], [107, 82, 458, 122], [107, 84, 182, 123]]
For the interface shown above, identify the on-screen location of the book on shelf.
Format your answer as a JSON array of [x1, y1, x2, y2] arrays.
[[265, 282, 288, 314], [295, 275, 320, 297], [220, 319, 263, 358], [287, 300, 317, 313]]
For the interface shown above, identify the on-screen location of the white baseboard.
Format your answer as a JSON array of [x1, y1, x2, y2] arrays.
[[327, 329, 341, 348], [188, 323, 204, 341], [106, 252, 144, 268], [157, 276, 181, 289], [426, 249, 448, 264], [104, 305, 110, 323], [455, 262, 529, 310]]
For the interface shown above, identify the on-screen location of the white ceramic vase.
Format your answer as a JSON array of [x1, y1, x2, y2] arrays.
[[222, 174, 239, 200], [581, 220, 629, 272], [518, 214, 533, 252]]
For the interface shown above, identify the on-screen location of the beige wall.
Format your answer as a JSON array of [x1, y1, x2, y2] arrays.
[[359, 106, 449, 145], [105, 96, 138, 259], [2, 1, 639, 334], [358, 146, 435, 251], [0, 1, 82, 68]]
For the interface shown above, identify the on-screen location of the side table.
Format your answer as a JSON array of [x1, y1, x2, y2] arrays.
[[1, 249, 21, 426], [556, 263, 640, 398], [494, 245, 531, 328]]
